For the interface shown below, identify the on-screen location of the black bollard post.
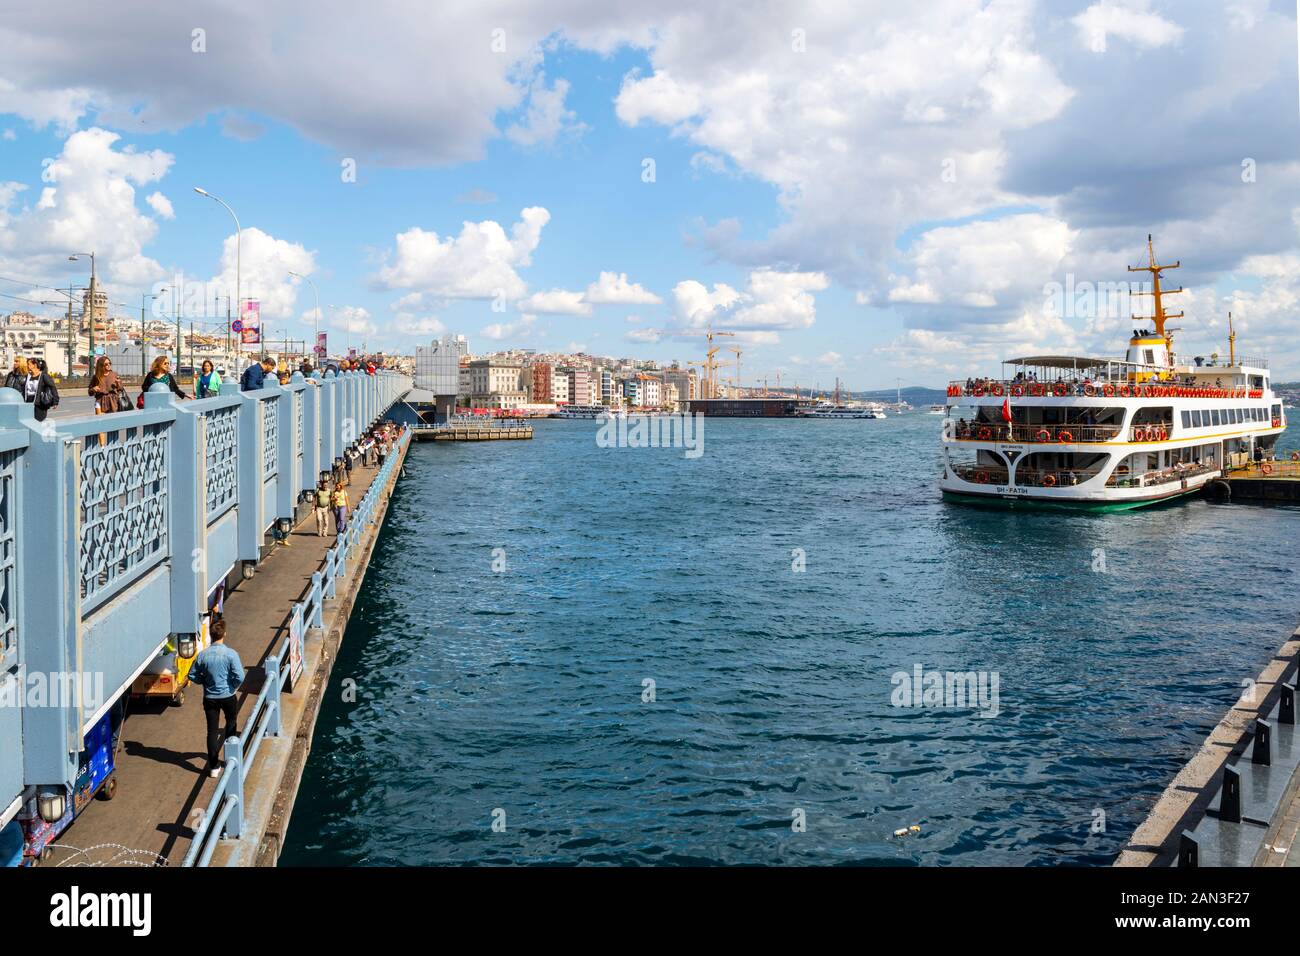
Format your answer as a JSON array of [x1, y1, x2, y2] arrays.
[[1218, 764, 1241, 823], [1178, 830, 1199, 867], [1280, 683, 1296, 726], [1252, 718, 1272, 766]]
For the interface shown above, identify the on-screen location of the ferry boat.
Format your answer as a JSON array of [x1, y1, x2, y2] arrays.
[[550, 404, 611, 419], [800, 404, 885, 419], [939, 239, 1287, 511]]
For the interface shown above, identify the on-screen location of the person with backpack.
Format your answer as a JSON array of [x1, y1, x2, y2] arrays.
[[23, 358, 60, 422], [313, 476, 332, 537]]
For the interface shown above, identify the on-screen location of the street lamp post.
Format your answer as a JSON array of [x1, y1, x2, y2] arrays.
[[69, 252, 96, 367], [142, 289, 166, 380], [193, 187, 240, 367], [288, 270, 319, 367]]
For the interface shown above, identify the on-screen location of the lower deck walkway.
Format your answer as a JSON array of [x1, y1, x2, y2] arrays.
[[43, 458, 387, 867]]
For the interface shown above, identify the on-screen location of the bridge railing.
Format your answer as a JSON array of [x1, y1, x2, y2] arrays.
[[0, 369, 411, 829], [182, 426, 411, 866]]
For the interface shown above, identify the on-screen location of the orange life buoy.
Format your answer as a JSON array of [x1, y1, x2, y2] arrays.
[[1041, 473, 1057, 487], [1011, 384, 1024, 397], [1057, 430, 1073, 443], [1134, 427, 1147, 442], [973, 470, 990, 484], [1103, 384, 1115, 397], [971, 385, 985, 397], [1084, 384, 1096, 397], [990, 383, 1004, 397], [1053, 382, 1068, 397], [1261, 462, 1274, 476], [1035, 428, 1051, 443], [1158, 427, 1167, 441], [977, 426, 992, 440], [1119, 384, 1131, 398]]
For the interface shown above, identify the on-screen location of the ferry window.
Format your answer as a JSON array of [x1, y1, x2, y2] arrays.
[[1144, 349, 1155, 364], [1181, 411, 1190, 429], [1211, 410, 1221, 426]]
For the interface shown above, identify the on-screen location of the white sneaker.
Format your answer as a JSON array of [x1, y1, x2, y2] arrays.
[[209, 768, 221, 778]]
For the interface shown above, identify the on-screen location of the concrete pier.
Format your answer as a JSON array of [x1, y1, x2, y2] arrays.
[[1116, 623, 1300, 867]]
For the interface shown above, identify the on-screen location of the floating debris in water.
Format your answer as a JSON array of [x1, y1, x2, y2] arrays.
[[892, 824, 922, 839]]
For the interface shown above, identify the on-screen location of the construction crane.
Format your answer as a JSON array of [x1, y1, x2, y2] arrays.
[[728, 345, 743, 397], [641, 326, 735, 398]]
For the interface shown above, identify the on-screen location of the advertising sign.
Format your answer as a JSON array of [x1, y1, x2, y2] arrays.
[[289, 607, 304, 686], [315, 331, 327, 359], [240, 299, 261, 345]]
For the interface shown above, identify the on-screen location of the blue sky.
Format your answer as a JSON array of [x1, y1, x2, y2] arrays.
[[1, 1, 1298, 385]]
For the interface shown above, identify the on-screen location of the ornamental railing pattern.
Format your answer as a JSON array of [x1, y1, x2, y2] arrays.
[[204, 405, 240, 522], [0, 449, 16, 673], [295, 391, 304, 456], [79, 424, 169, 610], [262, 398, 278, 479]]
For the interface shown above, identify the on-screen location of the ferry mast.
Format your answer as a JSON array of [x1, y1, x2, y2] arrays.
[[1127, 235, 1184, 364]]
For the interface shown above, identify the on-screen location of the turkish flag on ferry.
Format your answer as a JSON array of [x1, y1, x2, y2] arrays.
[[1001, 397, 1013, 423]]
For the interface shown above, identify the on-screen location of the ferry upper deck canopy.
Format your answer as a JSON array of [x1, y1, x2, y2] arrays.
[[989, 353, 1271, 383]]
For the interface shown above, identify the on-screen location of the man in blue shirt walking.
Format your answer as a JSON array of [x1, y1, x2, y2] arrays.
[[188, 619, 246, 777]]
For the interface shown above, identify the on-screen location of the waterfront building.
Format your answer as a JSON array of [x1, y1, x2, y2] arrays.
[[662, 366, 698, 403], [414, 334, 468, 420], [524, 362, 553, 404]]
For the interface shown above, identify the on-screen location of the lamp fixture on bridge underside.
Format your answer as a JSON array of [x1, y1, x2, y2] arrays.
[[38, 788, 66, 823], [177, 636, 197, 660]]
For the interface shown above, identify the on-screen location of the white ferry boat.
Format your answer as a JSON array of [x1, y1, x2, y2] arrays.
[[940, 240, 1287, 511], [550, 404, 610, 419], [800, 404, 886, 419]]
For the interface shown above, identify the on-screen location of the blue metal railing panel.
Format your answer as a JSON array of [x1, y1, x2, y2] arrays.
[[261, 396, 278, 480], [78, 422, 171, 615], [0, 448, 18, 674], [202, 403, 240, 524]]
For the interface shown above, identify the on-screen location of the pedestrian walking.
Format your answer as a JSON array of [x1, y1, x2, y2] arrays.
[[196, 359, 222, 398], [88, 356, 128, 413], [314, 476, 331, 536], [331, 481, 349, 535], [187, 618, 245, 778]]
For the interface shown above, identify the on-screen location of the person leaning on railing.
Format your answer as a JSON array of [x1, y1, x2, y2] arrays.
[[140, 356, 190, 406]]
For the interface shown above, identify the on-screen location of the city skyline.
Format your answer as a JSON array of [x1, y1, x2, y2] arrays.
[[1, 2, 1298, 388]]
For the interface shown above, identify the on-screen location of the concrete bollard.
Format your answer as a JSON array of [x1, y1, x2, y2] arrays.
[[1280, 683, 1296, 726], [1178, 830, 1199, 867]]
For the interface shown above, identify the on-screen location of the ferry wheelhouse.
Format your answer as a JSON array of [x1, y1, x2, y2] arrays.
[[939, 241, 1287, 510]]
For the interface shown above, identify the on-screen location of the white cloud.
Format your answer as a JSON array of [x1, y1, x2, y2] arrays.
[[0, 127, 171, 289], [505, 73, 586, 147], [209, 226, 315, 320], [481, 314, 536, 341], [884, 214, 1076, 311], [615, 69, 703, 127], [375, 207, 550, 300], [673, 270, 827, 331], [518, 288, 592, 316], [1073, 2, 1184, 50], [584, 271, 661, 305], [146, 191, 173, 219]]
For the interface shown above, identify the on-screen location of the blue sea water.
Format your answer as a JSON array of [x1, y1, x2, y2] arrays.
[[280, 414, 1300, 866]]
